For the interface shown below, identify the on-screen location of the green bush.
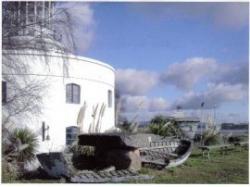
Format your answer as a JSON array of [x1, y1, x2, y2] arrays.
[[227, 136, 241, 144], [149, 115, 184, 137], [2, 159, 18, 183], [2, 127, 38, 182], [202, 129, 221, 146], [118, 119, 132, 132], [10, 128, 38, 163], [69, 143, 95, 157], [150, 115, 168, 125], [65, 139, 95, 157], [117, 119, 138, 133]]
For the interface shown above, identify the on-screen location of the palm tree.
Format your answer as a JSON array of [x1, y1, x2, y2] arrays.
[[3, 128, 38, 165], [149, 115, 184, 138], [2, 127, 38, 179]]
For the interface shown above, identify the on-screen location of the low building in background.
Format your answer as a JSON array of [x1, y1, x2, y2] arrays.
[[174, 117, 200, 139], [220, 123, 249, 137]]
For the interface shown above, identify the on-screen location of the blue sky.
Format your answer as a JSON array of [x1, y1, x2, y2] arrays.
[[67, 2, 249, 123], [84, 3, 248, 67]]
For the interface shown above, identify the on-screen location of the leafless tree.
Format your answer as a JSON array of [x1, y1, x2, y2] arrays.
[[115, 88, 122, 126], [2, 2, 80, 127]]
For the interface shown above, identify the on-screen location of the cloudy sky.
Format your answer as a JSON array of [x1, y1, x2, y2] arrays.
[[65, 2, 249, 123]]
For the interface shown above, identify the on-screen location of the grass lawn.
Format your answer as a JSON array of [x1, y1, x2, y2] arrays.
[[132, 147, 249, 184], [4, 146, 249, 184]]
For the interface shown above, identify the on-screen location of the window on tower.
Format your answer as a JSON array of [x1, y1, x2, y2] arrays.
[[2, 81, 7, 104], [108, 90, 112, 108], [66, 126, 79, 145], [66, 83, 81, 104]]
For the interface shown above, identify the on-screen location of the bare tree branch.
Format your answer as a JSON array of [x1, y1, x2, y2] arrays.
[[2, 2, 79, 127]]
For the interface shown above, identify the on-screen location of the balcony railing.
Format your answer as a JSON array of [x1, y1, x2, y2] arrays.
[[4, 24, 62, 42]]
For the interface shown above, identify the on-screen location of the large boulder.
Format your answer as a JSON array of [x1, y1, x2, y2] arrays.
[[36, 152, 76, 178], [104, 149, 141, 171]]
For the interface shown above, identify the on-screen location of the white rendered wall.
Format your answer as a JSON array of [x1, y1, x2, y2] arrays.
[[3, 50, 115, 153]]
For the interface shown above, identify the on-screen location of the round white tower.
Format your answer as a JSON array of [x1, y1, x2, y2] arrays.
[[3, 2, 116, 153]]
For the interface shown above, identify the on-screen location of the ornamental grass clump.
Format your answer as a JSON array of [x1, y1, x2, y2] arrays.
[[2, 126, 38, 182], [149, 115, 184, 138], [201, 129, 221, 146], [10, 128, 38, 163]]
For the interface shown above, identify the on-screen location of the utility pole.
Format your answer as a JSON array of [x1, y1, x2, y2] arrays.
[[200, 102, 205, 145], [213, 105, 217, 131]]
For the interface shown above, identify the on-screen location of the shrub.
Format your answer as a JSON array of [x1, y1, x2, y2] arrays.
[[66, 141, 97, 170], [227, 135, 247, 144], [2, 127, 38, 182], [149, 115, 184, 137], [2, 159, 18, 183], [118, 119, 132, 132], [117, 119, 138, 134], [228, 136, 241, 144], [9, 128, 38, 163], [150, 115, 167, 124], [65, 140, 95, 159], [68, 142, 95, 157], [202, 129, 221, 146]]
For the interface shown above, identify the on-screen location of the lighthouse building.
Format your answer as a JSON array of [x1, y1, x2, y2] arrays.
[[2, 2, 115, 153]]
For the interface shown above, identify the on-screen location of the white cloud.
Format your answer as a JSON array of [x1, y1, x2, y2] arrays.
[[160, 58, 248, 91], [149, 97, 169, 112], [55, 3, 95, 53], [212, 62, 248, 86], [173, 83, 248, 109], [160, 57, 217, 90], [116, 58, 248, 115], [212, 3, 249, 29], [128, 3, 249, 30], [120, 95, 148, 112], [120, 95, 169, 113], [116, 69, 158, 96]]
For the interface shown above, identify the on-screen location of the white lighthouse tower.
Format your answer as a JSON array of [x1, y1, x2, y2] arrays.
[[2, 2, 116, 153]]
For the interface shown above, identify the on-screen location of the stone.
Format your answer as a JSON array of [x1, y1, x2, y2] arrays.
[[99, 166, 115, 172], [59, 177, 67, 183], [105, 149, 141, 171], [36, 152, 70, 178], [98, 172, 107, 178], [70, 169, 154, 183]]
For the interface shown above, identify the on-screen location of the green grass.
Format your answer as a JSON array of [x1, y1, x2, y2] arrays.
[[4, 147, 248, 184], [14, 178, 63, 183], [131, 147, 249, 184]]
